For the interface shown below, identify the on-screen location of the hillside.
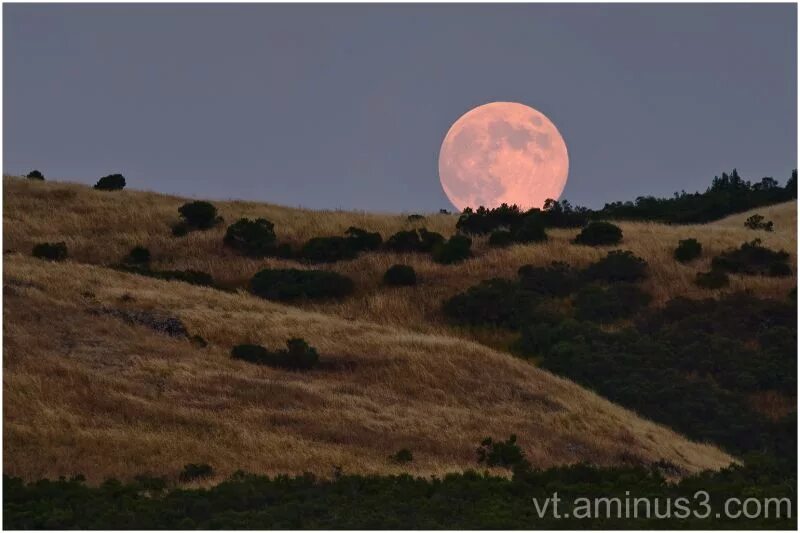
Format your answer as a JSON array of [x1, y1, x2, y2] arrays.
[[0, 176, 748, 483]]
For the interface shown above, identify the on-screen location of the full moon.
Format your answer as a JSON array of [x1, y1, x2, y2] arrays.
[[438, 102, 569, 211]]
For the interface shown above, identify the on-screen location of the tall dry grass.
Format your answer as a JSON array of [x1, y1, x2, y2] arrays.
[[4, 255, 732, 484]]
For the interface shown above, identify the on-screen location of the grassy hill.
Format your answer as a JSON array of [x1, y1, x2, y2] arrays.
[[5, 175, 795, 484]]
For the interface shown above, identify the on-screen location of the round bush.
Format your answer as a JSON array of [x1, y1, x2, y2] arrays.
[[125, 246, 151, 265], [178, 201, 219, 229], [574, 221, 623, 246], [583, 250, 647, 283], [345, 227, 382, 251], [250, 268, 354, 301], [94, 174, 126, 191], [32, 242, 67, 261], [223, 218, 277, 257], [432, 234, 472, 264], [385, 230, 422, 253], [26, 170, 44, 180], [384, 264, 417, 286], [488, 230, 514, 247], [418, 228, 445, 252], [300, 236, 357, 263], [674, 238, 702, 263]]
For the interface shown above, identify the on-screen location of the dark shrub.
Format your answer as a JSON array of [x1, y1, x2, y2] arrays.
[[518, 262, 580, 297], [513, 213, 547, 243], [695, 270, 729, 289], [407, 214, 425, 222], [345, 227, 382, 251], [432, 234, 472, 264], [674, 238, 702, 263], [418, 228, 445, 252], [439, 209, 450, 215], [488, 230, 514, 247], [250, 268, 354, 301], [383, 264, 417, 286], [456, 204, 526, 235], [94, 174, 126, 191], [178, 201, 219, 229], [542, 198, 591, 228], [158, 269, 214, 286], [711, 240, 791, 277], [125, 246, 151, 265], [443, 278, 535, 328], [26, 170, 44, 180], [275, 243, 295, 259], [171, 222, 189, 237], [32, 242, 67, 261], [476, 435, 526, 469], [299, 236, 357, 263], [231, 344, 270, 364], [744, 214, 774, 232], [574, 221, 623, 246], [583, 250, 648, 283], [231, 339, 319, 370], [391, 449, 413, 464], [574, 284, 651, 323], [223, 218, 277, 257], [179, 463, 213, 482], [385, 230, 422, 253]]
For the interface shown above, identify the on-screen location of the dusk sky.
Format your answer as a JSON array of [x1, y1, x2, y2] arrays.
[[4, 3, 797, 211]]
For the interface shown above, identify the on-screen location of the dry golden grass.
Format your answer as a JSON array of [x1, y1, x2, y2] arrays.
[[4, 176, 796, 339], [4, 255, 732, 484]]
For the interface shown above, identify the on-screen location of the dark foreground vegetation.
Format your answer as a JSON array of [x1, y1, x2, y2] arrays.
[[4, 452, 794, 529]]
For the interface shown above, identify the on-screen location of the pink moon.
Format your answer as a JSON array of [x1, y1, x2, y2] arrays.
[[438, 102, 569, 211]]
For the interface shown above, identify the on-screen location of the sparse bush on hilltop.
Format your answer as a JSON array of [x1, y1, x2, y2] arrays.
[[300, 236, 357, 263], [231, 338, 319, 370], [695, 270, 730, 290], [432, 234, 472, 264], [488, 229, 514, 247], [574, 221, 623, 246], [223, 218, 277, 257], [32, 242, 67, 261], [178, 201, 221, 230], [541, 198, 591, 228], [574, 284, 651, 323], [93, 174, 126, 191], [124, 246, 151, 265], [583, 250, 647, 283], [744, 214, 774, 232], [711, 239, 792, 277], [383, 264, 417, 287], [26, 170, 44, 180], [518, 262, 580, 297], [250, 268, 354, 301], [345, 227, 382, 252], [674, 238, 702, 263]]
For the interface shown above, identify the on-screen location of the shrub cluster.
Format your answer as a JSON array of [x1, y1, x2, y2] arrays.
[[384, 228, 445, 253], [573, 284, 651, 323], [345, 227, 382, 252], [93, 174, 126, 191], [476, 435, 526, 469], [573, 221, 622, 246], [26, 170, 44, 180], [517, 262, 579, 297], [32, 242, 67, 261], [250, 268, 354, 301], [583, 250, 647, 283], [179, 201, 221, 230], [297, 227, 383, 263], [711, 239, 792, 277], [744, 214, 774, 232], [695, 270, 729, 289], [432, 234, 472, 264], [179, 463, 214, 482], [223, 218, 277, 257], [674, 238, 702, 263], [488, 230, 514, 247], [383, 264, 417, 286], [231, 338, 319, 370]]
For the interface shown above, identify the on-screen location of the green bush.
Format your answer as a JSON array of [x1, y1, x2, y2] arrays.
[[383, 264, 417, 286], [574, 284, 651, 323], [125, 246, 151, 265], [711, 240, 791, 277], [26, 170, 44, 180], [574, 221, 622, 246], [517, 262, 579, 297], [513, 213, 547, 243], [674, 238, 702, 263], [432, 234, 472, 264], [178, 463, 213, 482], [695, 270, 729, 289], [345, 227, 382, 251], [583, 250, 647, 283], [488, 230, 514, 247], [299, 236, 357, 263], [250, 268, 354, 301], [32, 242, 67, 261], [223, 218, 277, 257], [744, 214, 774, 232], [178, 201, 220, 229], [93, 174, 126, 191], [476, 435, 526, 469]]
